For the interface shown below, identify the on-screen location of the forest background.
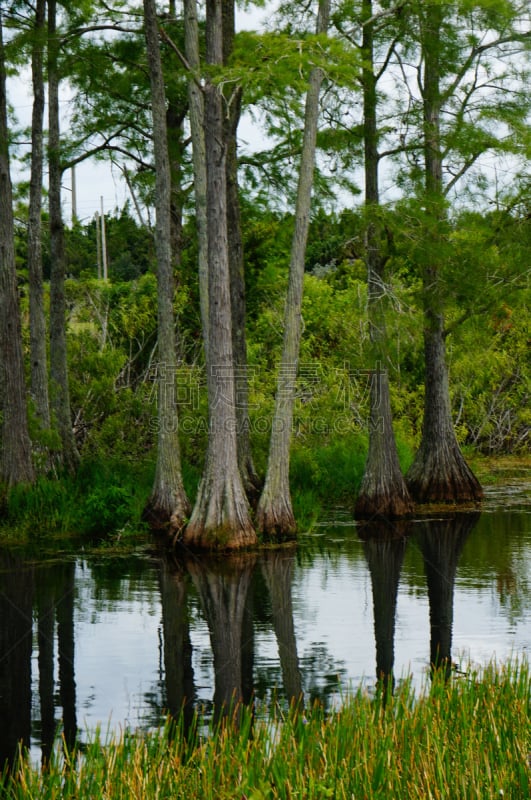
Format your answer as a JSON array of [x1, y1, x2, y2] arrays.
[[0, 0, 529, 547]]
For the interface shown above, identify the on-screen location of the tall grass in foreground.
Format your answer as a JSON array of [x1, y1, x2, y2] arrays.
[[2, 661, 529, 799]]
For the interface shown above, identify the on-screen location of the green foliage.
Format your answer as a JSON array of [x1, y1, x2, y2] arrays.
[[64, 209, 155, 281], [5, 476, 77, 534], [291, 432, 368, 502], [82, 484, 134, 534], [5, 193, 528, 540], [228, 30, 359, 104], [3, 456, 153, 539]]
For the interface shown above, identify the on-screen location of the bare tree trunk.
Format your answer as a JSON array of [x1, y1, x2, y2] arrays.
[[142, 0, 191, 536], [355, 0, 413, 519], [48, 0, 79, 473], [256, 0, 330, 538], [222, 0, 261, 503], [406, 4, 482, 505], [183, 0, 256, 550], [0, 13, 34, 488], [183, 0, 209, 360], [28, 0, 52, 455]]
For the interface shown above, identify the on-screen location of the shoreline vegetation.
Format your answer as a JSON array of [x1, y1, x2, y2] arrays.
[[1, 659, 529, 799], [0, 453, 529, 553]]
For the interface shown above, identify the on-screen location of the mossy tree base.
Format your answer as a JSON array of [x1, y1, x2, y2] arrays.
[[183, 473, 257, 551], [256, 491, 297, 541]]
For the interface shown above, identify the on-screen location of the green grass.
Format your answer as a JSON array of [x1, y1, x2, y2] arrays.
[[2, 660, 529, 799]]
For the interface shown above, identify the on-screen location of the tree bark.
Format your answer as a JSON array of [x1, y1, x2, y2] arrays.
[[142, 0, 191, 537], [48, 0, 79, 473], [256, 0, 330, 538], [222, 0, 261, 503], [28, 0, 52, 456], [354, 0, 413, 519], [0, 13, 35, 488], [406, 4, 482, 505], [183, 0, 209, 362], [183, 0, 256, 550]]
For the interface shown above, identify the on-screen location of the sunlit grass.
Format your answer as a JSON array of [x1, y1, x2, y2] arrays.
[[2, 660, 529, 799]]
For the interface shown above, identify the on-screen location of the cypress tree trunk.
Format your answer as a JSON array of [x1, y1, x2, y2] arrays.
[[222, 0, 261, 503], [142, 0, 191, 536], [28, 0, 52, 454], [184, 0, 209, 361], [256, 0, 330, 538], [406, 5, 482, 505], [354, 0, 413, 519], [48, 0, 79, 473], [183, 0, 256, 550], [0, 13, 34, 488]]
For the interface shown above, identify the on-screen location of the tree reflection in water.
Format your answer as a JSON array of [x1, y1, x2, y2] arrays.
[[185, 552, 257, 726], [261, 548, 303, 709], [0, 554, 77, 769], [158, 556, 196, 735], [358, 520, 410, 696], [0, 552, 33, 772], [415, 512, 480, 679]]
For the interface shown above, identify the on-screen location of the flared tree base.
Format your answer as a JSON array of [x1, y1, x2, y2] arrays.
[[406, 441, 483, 505], [354, 481, 414, 519], [142, 490, 191, 542], [183, 519, 257, 551], [183, 471, 257, 551], [355, 371, 414, 520], [256, 493, 297, 541]]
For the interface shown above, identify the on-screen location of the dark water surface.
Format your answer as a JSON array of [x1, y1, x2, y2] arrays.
[[1, 483, 529, 764]]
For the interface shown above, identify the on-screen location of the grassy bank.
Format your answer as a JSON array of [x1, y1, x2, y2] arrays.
[[2, 661, 529, 799], [0, 451, 529, 550]]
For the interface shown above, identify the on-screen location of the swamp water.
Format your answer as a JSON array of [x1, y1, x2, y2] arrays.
[[0, 482, 529, 765]]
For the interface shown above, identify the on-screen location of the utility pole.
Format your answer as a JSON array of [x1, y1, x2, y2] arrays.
[[100, 196, 108, 280], [71, 165, 77, 224], [95, 210, 102, 279]]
